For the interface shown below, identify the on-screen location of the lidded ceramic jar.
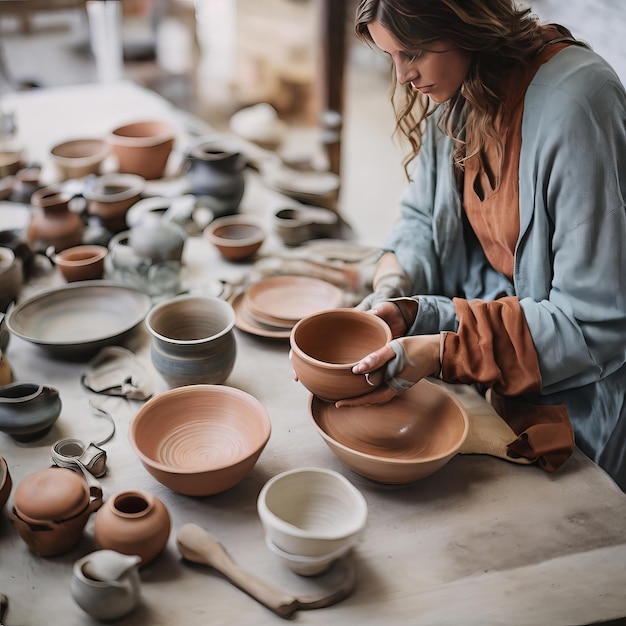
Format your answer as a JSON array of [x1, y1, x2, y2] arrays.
[[93, 490, 171, 566], [10, 466, 103, 556]]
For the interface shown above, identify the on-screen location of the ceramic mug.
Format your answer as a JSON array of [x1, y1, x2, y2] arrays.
[[145, 295, 237, 388]]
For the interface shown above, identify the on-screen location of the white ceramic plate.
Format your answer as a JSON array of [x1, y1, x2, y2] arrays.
[[6, 281, 152, 360]]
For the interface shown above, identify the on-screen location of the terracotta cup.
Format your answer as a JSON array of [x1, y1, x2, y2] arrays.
[[54, 244, 108, 282]]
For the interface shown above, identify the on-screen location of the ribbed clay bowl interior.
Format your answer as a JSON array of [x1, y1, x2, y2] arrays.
[[129, 385, 271, 496], [290, 308, 392, 401], [308, 378, 470, 484]]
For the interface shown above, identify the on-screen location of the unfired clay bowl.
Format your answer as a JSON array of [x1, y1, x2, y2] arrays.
[[107, 120, 175, 180], [50, 138, 109, 180], [54, 245, 108, 282], [129, 384, 272, 496], [290, 308, 392, 401], [308, 378, 470, 484], [204, 215, 265, 262], [257, 467, 367, 558]]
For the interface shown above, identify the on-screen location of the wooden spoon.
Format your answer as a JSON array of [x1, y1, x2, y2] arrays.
[[176, 523, 356, 619]]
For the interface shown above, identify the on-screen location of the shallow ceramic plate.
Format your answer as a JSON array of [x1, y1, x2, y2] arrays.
[[231, 293, 291, 340], [6, 281, 152, 360], [245, 275, 343, 323]]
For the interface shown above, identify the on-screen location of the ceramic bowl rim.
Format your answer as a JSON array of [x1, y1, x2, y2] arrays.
[[84, 173, 145, 202], [257, 466, 368, 540], [204, 216, 265, 249], [289, 308, 392, 370], [307, 380, 471, 465], [129, 384, 272, 474], [145, 295, 236, 345], [109, 120, 176, 147], [55, 245, 108, 267], [50, 138, 109, 162]]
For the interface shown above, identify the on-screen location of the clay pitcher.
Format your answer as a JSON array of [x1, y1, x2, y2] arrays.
[[71, 549, 142, 621], [183, 143, 246, 217], [27, 185, 84, 252]]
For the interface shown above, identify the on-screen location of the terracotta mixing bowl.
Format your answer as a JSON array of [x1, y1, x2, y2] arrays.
[[54, 245, 108, 282], [129, 385, 271, 496], [290, 308, 392, 401], [308, 378, 470, 484], [204, 215, 265, 261], [108, 120, 175, 180], [50, 138, 109, 180]]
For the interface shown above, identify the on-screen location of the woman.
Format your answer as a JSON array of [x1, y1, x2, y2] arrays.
[[338, 0, 626, 490]]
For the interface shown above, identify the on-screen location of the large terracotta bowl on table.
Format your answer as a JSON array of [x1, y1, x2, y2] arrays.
[[129, 385, 271, 496], [290, 308, 392, 402], [308, 378, 470, 484]]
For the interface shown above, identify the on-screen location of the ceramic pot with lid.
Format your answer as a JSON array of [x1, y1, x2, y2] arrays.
[[10, 466, 103, 556], [93, 490, 171, 566]]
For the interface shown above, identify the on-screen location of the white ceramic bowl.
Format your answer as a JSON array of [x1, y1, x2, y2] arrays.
[[264, 534, 351, 577], [257, 467, 367, 557]]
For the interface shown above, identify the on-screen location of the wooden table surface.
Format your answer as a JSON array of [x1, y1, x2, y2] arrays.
[[1, 81, 626, 626]]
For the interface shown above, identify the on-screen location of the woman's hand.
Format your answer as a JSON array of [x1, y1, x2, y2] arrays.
[[335, 334, 440, 408], [368, 299, 417, 338]]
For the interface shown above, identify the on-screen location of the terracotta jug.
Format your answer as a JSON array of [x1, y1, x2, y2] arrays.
[[71, 549, 142, 621], [27, 185, 84, 252], [183, 143, 246, 217], [93, 490, 171, 566]]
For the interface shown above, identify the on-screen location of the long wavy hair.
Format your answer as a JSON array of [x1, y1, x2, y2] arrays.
[[355, 0, 580, 178]]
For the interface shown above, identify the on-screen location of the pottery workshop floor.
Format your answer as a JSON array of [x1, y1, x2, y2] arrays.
[[0, 0, 625, 247]]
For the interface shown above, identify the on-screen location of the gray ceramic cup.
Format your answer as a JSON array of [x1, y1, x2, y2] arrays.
[[145, 295, 237, 388]]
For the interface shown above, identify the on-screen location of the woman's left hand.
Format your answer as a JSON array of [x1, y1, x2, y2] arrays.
[[335, 334, 441, 407]]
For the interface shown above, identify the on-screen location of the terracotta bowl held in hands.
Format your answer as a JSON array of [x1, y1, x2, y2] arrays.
[[308, 378, 470, 484], [204, 215, 265, 261], [54, 245, 108, 282], [257, 467, 368, 558], [290, 308, 392, 401], [107, 120, 175, 180], [129, 384, 272, 496]]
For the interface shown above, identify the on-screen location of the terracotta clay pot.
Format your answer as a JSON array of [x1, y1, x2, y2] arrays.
[[10, 466, 103, 557], [108, 120, 175, 180], [50, 138, 109, 181], [204, 215, 265, 262], [27, 186, 84, 252], [84, 173, 145, 232], [93, 490, 171, 566], [290, 308, 392, 401], [53, 244, 108, 282]]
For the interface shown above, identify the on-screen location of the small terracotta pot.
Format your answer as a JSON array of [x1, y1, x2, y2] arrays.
[[50, 138, 109, 180], [84, 173, 145, 232], [10, 466, 103, 557], [204, 215, 265, 261], [290, 308, 392, 401], [93, 490, 171, 566], [54, 244, 108, 282], [108, 120, 175, 180]]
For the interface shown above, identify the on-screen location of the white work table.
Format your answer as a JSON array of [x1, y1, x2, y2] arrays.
[[1, 81, 625, 626]]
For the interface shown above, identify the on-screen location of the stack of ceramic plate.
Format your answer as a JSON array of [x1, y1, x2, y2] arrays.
[[232, 275, 344, 339]]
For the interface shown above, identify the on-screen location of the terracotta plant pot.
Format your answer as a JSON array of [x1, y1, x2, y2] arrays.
[[93, 490, 171, 566], [308, 378, 470, 484], [50, 138, 109, 180], [53, 244, 108, 282], [290, 308, 392, 401], [204, 215, 265, 261], [108, 120, 175, 180], [129, 384, 272, 496]]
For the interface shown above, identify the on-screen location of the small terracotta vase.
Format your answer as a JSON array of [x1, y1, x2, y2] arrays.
[[93, 490, 171, 566], [27, 185, 84, 252], [183, 143, 246, 217]]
